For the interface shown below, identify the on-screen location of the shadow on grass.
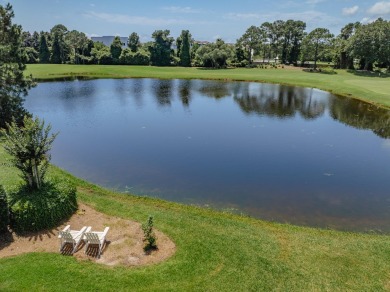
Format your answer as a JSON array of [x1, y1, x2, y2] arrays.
[[0, 230, 14, 250], [302, 68, 338, 75], [196, 67, 235, 71], [347, 69, 390, 78]]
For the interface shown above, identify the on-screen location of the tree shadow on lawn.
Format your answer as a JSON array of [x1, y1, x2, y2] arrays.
[[0, 230, 14, 250], [195, 67, 235, 71], [347, 69, 390, 78], [302, 68, 338, 75]]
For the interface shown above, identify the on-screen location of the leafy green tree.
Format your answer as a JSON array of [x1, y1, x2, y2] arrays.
[[333, 23, 359, 69], [50, 32, 62, 63], [128, 32, 140, 52], [176, 35, 182, 58], [0, 185, 9, 233], [65, 30, 90, 64], [237, 25, 263, 63], [119, 47, 132, 64], [49, 24, 69, 64], [179, 30, 191, 67], [262, 20, 285, 60], [0, 3, 34, 129], [194, 39, 234, 68], [110, 36, 123, 62], [119, 48, 150, 65], [24, 47, 39, 63], [31, 31, 40, 52], [21, 31, 33, 48], [348, 18, 390, 70], [303, 28, 333, 70], [39, 33, 50, 63], [131, 50, 150, 65], [1, 116, 58, 190], [91, 44, 113, 65], [149, 30, 174, 66], [281, 20, 306, 64]]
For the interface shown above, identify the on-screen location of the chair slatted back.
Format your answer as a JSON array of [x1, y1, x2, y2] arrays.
[[59, 231, 74, 242], [85, 232, 100, 245]]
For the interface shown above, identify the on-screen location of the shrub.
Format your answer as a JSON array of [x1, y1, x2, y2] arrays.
[[142, 216, 157, 252], [0, 185, 9, 233], [1, 116, 58, 190], [9, 179, 77, 233]]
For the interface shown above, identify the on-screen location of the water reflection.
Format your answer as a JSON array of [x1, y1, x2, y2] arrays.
[[153, 79, 173, 107], [179, 80, 192, 107], [196, 81, 231, 99], [329, 96, 390, 138], [24, 78, 390, 232], [232, 83, 327, 120]]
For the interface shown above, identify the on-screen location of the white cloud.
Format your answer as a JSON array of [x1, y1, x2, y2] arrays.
[[361, 17, 376, 24], [85, 33, 100, 38], [225, 13, 262, 20], [83, 11, 193, 26], [226, 10, 335, 24], [225, 10, 340, 33], [306, 0, 325, 5], [342, 6, 359, 16], [162, 6, 201, 14], [368, 1, 390, 15]]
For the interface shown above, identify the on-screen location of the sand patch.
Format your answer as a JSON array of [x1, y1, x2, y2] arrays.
[[0, 203, 176, 267]]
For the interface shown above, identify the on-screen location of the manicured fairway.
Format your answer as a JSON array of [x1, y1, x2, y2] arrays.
[[26, 64, 390, 108], [1, 140, 390, 291]]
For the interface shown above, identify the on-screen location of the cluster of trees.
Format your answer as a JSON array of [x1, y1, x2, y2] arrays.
[[13, 7, 390, 71], [1, 4, 56, 189], [333, 19, 390, 70], [1, 4, 78, 235]]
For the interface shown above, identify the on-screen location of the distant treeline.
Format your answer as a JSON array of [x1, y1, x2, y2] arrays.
[[22, 18, 390, 71]]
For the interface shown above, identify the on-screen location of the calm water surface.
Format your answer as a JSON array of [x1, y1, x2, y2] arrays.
[[25, 78, 390, 232]]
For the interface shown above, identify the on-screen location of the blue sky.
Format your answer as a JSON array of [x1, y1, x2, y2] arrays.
[[7, 0, 390, 42]]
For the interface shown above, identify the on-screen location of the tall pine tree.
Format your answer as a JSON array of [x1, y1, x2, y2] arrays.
[[39, 33, 50, 63], [179, 30, 191, 67], [0, 3, 34, 128]]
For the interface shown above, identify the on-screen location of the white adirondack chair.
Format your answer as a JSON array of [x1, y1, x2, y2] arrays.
[[84, 227, 110, 258], [58, 225, 91, 254]]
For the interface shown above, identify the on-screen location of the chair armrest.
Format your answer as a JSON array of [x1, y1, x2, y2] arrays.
[[102, 227, 110, 237], [62, 225, 70, 232]]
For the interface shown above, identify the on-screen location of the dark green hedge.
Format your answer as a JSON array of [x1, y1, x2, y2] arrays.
[[9, 180, 78, 233], [0, 185, 9, 233]]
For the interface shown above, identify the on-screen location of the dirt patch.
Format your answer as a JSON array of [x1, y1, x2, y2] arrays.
[[0, 203, 176, 267]]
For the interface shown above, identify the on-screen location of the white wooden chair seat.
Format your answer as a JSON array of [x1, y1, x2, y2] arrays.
[[84, 227, 110, 258], [58, 225, 91, 254]]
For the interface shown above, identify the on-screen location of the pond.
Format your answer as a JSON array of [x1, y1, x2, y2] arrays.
[[24, 78, 390, 232]]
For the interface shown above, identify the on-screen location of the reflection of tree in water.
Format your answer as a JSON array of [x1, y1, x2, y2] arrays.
[[233, 83, 326, 120], [178, 80, 192, 107], [60, 80, 96, 100], [329, 96, 390, 138], [197, 81, 231, 99], [152, 79, 173, 107], [131, 79, 144, 108]]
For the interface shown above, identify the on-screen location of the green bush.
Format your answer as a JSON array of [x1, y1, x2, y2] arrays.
[[9, 179, 77, 233], [0, 185, 9, 233], [142, 215, 157, 252]]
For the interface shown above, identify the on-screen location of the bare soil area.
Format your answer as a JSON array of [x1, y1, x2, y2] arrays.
[[0, 203, 176, 267]]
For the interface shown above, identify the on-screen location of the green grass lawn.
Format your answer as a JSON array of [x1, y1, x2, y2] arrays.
[[26, 64, 390, 109], [1, 140, 390, 291]]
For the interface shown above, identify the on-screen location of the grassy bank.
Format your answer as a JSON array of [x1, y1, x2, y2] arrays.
[[26, 64, 390, 109], [1, 141, 390, 291]]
